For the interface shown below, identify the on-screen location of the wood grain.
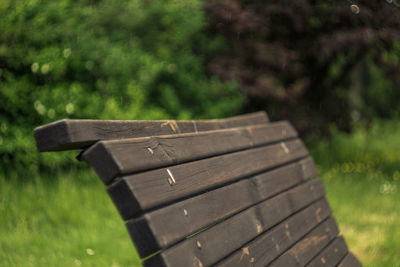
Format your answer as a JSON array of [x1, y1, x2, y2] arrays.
[[107, 138, 309, 217], [143, 179, 326, 267], [306, 236, 348, 267], [34, 112, 363, 267], [214, 199, 331, 267], [126, 157, 317, 257], [270, 217, 339, 267], [34, 111, 269, 152], [82, 121, 297, 184]]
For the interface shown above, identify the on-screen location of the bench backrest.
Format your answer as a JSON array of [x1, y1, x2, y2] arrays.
[[34, 112, 361, 267]]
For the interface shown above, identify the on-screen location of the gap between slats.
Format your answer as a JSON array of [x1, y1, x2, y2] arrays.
[[82, 121, 298, 185], [125, 157, 318, 258], [143, 180, 327, 267], [269, 217, 340, 267], [304, 236, 348, 267], [212, 196, 331, 267], [107, 138, 309, 221]]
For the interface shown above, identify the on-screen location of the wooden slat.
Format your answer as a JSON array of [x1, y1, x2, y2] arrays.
[[143, 179, 326, 267], [126, 157, 317, 257], [82, 121, 297, 184], [34, 113, 363, 267], [306, 236, 348, 267], [34, 111, 269, 152], [107, 138, 309, 217], [214, 198, 331, 267], [270, 217, 339, 267], [338, 253, 362, 267]]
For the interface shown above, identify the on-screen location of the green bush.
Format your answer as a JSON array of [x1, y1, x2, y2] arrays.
[[0, 0, 244, 178]]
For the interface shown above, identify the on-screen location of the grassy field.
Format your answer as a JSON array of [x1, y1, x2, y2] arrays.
[[1, 120, 399, 266], [310, 120, 400, 266], [323, 176, 400, 266], [0, 171, 141, 267]]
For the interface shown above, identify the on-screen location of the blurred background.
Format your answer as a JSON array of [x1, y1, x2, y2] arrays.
[[1, 0, 399, 266]]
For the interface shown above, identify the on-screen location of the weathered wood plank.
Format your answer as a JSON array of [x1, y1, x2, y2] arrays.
[[34, 111, 269, 152], [214, 198, 331, 267], [270, 217, 339, 267], [338, 253, 362, 267], [107, 138, 309, 217], [82, 121, 297, 184], [126, 157, 317, 257], [306, 236, 348, 267], [143, 179, 326, 267]]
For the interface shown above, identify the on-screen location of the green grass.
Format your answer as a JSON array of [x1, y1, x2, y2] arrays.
[[1, 119, 399, 266], [322, 175, 400, 266], [0, 170, 141, 267], [310, 119, 400, 266]]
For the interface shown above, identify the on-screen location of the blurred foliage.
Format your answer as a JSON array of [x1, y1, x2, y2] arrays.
[[0, 0, 245, 178], [310, 119, 400, 183], [2, 0, 400, 178], [205, 0, 400, 135]]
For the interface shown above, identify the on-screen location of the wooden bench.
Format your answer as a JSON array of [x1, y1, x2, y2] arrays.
[[34, 111, 362, 267]]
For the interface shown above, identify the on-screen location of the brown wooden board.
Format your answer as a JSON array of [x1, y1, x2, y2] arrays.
[[82, 121, 297, 184], [143, 179, 326, 267], [306, 236, 348, 267], [126, 157, 317, 257], [338, 253, 362, 267], [214, 198, 331, 267], [107, 138, 309, 217], [34, 111, 269, 152], [270, 217, 339, 267]]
